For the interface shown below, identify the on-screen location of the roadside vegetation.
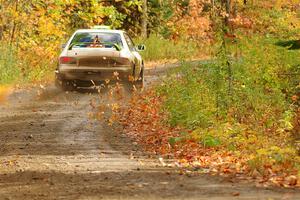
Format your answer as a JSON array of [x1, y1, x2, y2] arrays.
[[117, 0, 300, 188], [135, 35, 201, 61], [159, 34, 300, 178], [0, 44, 19, 85]]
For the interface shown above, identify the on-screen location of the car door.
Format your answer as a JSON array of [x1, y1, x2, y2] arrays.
[[123, 33, 142, 78]]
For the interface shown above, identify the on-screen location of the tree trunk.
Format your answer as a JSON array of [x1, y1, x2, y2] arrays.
[[224, 0, 231, 26], [10, 0, 19, 45], [0, 0, 5, 41], [0, 26, 3, 41], [141, 0, 148, 38]]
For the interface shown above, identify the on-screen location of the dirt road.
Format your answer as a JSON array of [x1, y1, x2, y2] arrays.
[[0, 69, 299, 200]]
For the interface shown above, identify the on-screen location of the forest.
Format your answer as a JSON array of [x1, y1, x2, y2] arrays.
[[0, 0, 300, 189]]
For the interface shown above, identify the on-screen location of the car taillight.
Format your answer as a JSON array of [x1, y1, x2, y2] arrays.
[[59, 57, 76, 64]]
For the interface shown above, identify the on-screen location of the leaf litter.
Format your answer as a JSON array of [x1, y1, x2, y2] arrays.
[[102, 87, 300, 189]]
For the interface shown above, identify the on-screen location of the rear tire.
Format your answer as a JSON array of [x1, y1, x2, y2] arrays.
[[135, 66, 144, 88], [55, 78, 76, 91]]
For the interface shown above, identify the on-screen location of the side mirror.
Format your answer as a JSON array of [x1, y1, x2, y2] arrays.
[[113, 43, 122, 51], [61, 44, 66, 49], [137, 44, 146, 51]]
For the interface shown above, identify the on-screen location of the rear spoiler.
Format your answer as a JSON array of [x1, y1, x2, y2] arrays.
[[68, 42, 122, 51], [67, 48, 121, 58]]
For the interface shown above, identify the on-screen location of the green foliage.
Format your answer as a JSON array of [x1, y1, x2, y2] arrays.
[[253, 6, 300, 37], [135, 35, 199, 61], [102, 0, 143, 33], [202, 135, 221, 148], [0, 43, 20, 84], [158, 62, 216, 128], [147, 0, 188, 38], [168, 137, 183, 147], [248, 146, 299, 174], [159, 35, 299, 128], [158, 34, 299, 168]]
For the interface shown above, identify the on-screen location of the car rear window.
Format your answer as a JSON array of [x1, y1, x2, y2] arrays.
[[69, 32, 123, 49]]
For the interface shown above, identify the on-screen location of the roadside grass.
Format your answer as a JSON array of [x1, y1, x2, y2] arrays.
[[0, 43, 20, 85], [118, 34, 300, 187], [0, 42, 58, 86], [135, 35, 206, 62]]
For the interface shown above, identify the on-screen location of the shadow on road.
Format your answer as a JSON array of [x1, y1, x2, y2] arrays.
[[1, 169, 296, 200]]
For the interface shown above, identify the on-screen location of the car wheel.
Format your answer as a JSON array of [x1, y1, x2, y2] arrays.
[[55, 78, 76, 91], [135, 66, 144, 88]]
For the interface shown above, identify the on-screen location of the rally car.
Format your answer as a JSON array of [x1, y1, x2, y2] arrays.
[[55, 26, 145, 90]]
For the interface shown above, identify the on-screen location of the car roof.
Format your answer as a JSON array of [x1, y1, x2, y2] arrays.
[[74, 29, 125, 34]]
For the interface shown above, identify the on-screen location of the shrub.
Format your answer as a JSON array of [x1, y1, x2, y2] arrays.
[[0, 43, 20, 84], [157, 34, 300, 170], [135, 35, 201, 61]]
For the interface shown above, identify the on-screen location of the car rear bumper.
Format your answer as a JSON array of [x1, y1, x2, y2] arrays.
[[56, 65, 133, 81]]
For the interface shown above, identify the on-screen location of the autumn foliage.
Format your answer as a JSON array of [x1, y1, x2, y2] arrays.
[[115, 0, 300, 189], [117, 86, 300, 188]]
